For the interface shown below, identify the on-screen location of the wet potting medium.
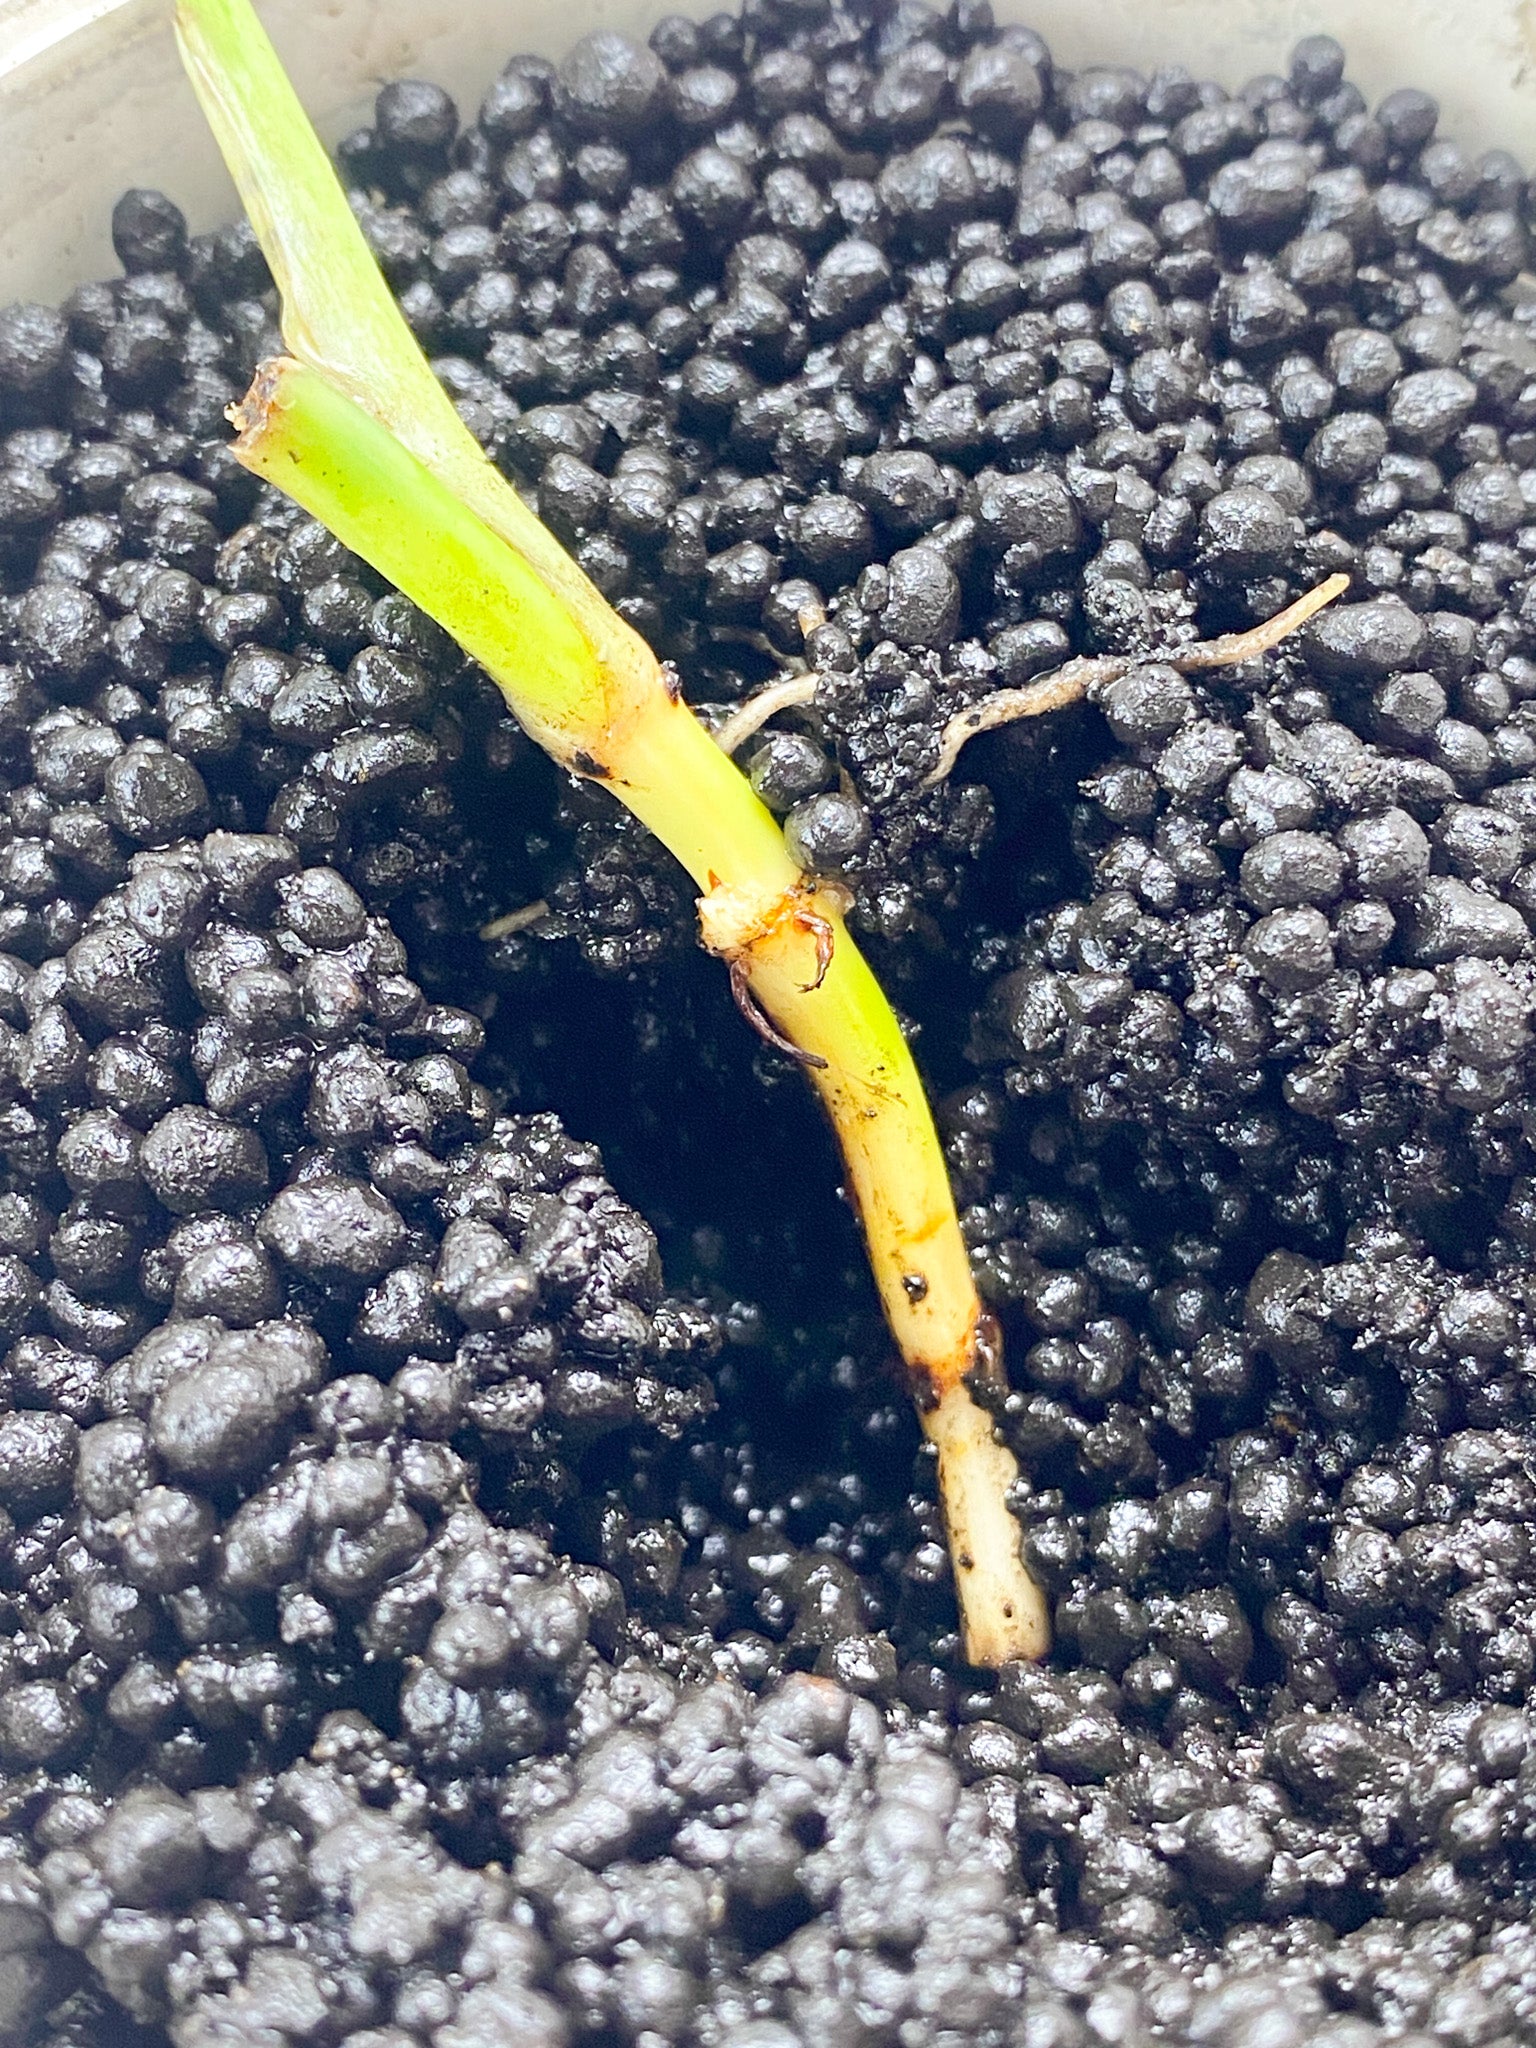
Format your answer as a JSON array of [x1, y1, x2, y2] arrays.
[[2, 4, 1536, 2046]]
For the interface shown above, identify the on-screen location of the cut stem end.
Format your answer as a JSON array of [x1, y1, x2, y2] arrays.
[[924, 1378, 1049, 1668]]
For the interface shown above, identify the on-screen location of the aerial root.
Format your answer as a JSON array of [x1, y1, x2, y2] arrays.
[[923, 572, 1351, 789], [727, 957, 829, 1068], [797, 909, 836, 994], [699, 875, 843, 1067]]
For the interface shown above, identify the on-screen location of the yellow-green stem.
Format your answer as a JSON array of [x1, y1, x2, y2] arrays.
[[232, 359, 1048, 1665], [177, 0, 1047, 1667], [174, 0, 653, 719]]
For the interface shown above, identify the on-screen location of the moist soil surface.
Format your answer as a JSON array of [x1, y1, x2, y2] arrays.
[[3, 7, 1536, 2044]]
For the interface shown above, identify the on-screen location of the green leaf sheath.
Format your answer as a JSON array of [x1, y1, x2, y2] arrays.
[[175, 0, 652, 672], [229, 362, 606, 756], [187, 0, 1051, 1666]]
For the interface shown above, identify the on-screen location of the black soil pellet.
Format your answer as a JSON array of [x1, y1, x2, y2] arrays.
[[5, 9, 1536, 2046]]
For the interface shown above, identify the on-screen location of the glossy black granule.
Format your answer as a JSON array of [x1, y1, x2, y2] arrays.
[[6, 3, 1536, 2042]]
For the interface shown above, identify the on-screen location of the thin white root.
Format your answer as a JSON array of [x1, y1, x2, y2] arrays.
[[713, 673, 819, 757], [479, 898, 550, 941], [1173, 571, 1351, 670], [922, 659, 1109, 789], [924, 1383, 1050, 1667], [924, 573, 1352, 789]]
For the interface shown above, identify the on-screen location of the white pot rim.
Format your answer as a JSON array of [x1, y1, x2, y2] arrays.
[[3, 0, 1536, 306]]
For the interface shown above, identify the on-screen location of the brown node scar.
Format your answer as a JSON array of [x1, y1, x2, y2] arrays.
[[923, 573, 1350, 789], [969, 1309, 1006, 1392], [905, 1359, 942, 1412]]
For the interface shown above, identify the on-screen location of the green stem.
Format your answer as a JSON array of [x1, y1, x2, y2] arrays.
[[233, 359, 1049, 1668], [183, 0, 1051, 1667], [175, 0, 650, 691]]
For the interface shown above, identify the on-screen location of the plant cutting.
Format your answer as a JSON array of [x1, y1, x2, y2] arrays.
[[176, 0, 1050, 1669], [175, 0, 1346, 1674], [12, 2, 1531, 2031]]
